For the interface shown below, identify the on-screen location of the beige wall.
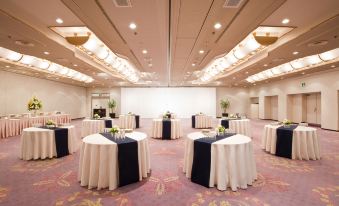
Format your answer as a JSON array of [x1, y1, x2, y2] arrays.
[[216, 87, 250, 117], [0, 71, 87, 119], [249, 69, 339, 130]]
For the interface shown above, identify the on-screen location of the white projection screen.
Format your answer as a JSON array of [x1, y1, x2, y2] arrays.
[[121, 87, 216, 118]]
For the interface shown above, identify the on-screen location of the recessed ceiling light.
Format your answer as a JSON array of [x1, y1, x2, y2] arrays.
[[214, 23, 222, 30], [293, 51, 299, 55], [56, 18, 63, 24], [129, 23, 137, 30], [282, 18, 290, 24], [142, 49, 148, 54], [199, 50, 204, 54], [44, 51, 50, 55], [192, 63, 196, 67]]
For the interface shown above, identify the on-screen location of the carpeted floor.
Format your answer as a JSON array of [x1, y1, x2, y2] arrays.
[[0, 118, 338, 206]]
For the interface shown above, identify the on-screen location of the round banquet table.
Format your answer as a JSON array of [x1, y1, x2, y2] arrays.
[[193, 114, 212, 128], [262, 124, 320, 160], [78, 132, 150, 190], [218, 118, 251, 137], [0, 119, 7, 138], [151, 118, 182, 139], [183, 132, 257, 191], [81, 119, 105, 137], [119, 114, 138, 129], [20, 126, 76, 160]]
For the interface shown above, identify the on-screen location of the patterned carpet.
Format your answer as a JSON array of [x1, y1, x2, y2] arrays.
[[0, 118, 338, 206]]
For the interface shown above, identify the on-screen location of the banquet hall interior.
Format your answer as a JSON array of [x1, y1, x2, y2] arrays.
[[0, 0, 339, 205]]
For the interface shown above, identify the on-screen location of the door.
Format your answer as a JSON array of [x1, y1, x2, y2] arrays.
[[306, 93, 320, 124]]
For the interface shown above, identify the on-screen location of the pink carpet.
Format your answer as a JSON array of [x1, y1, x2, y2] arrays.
[[0, 118, 338, 206]]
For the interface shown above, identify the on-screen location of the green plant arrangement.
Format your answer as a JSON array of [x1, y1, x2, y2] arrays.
[[220, 99, 230, 114], [27, 96, 42, 112], [108, 99, 117, 118], [108, 99, 117, 113]]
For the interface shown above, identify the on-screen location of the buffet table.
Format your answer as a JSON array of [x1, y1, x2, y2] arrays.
[[20, 126, 76, 160], [184, 132, 257, 191], [151, 118, 182, 140], [0, 114, 71, 139], [78, 132, 150, 190], [262, 124, 320, 160], [119, 114, 140, 129], [192, 114, 212, 129], [218, 118, 251, 137]]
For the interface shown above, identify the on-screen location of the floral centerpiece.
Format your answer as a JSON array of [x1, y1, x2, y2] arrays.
[[46, 119, 56, 128], [282, 119, 292, 127], [216, 125, 225, 134], [27, 96, 42, 114], [109, 125, 120, 138], [229, 114, 236, 118], [163, 113, 170, 119], [128, 112, 133, 115], [93, 114, 100, 119]]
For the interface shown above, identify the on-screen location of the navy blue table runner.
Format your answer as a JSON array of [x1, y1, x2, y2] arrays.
[[135, 115, 140, 128], [100, 133, 140, 187], [191, 133, 236, 187], [104, 120, 112, 128], [40, 126, 69, 158], [192, 115, 196, 128], [275, 125, 298, 159], [162, 119, 171, 139], [221, 119, 229, 128]]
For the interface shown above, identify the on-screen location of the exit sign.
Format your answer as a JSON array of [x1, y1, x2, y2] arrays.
[[301, 82, 306, 87]]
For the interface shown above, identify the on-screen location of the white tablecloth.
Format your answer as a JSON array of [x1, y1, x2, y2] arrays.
[[119, 115, 136, 129], [194, 115, 212, 128], [218, 118, 251, 137], [81, 119, 105, 137], [20, 126, 76, 160], [151, 119, 182, 139], [0, 114, 71, 139], [184, 132, 257, 191], [78, 132, 151, 190], [261, 125, 320, 160]]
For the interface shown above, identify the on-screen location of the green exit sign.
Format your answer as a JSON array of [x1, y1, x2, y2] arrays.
[[301, 82, 306, 87]]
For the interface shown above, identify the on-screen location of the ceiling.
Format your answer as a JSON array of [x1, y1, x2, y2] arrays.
[[0, 0, 338, 88]]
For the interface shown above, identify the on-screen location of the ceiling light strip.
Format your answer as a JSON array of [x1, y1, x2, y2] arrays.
[[196, 26, 293, 84], [79, 35, 140, 83], [246, 48, 339, 83], [0, 47, 93, 83]]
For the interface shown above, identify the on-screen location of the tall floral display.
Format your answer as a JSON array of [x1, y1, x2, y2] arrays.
[[27, 96, 43, 114]]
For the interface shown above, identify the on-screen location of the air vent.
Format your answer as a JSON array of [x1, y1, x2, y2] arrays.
[[113, 0, 132, 7], [223, 0, 244, 8]]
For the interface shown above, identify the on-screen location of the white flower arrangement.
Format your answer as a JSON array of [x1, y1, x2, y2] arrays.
[[282, 119, 292, 125], [109, 125, 120, 134], [216, 125, 225, 133], [93, 114, 100, 119], [46, 119, 56, 127], [27, 96, 42, 111]]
